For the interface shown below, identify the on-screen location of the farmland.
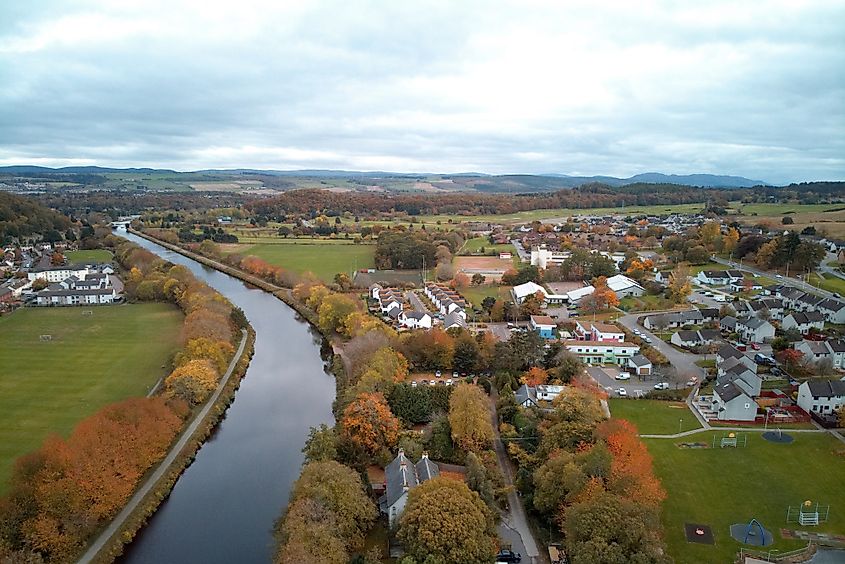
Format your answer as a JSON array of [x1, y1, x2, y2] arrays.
[[228, 239, 376, 282], [0, 303, 183, 492], [646, 431, 845, 564]]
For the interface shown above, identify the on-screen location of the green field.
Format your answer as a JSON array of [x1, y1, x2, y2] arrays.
[[460, 284, 513, 309], [647, 431, 845, 563], [608, 399, 700, 435], [0, 304, 183, 492], [66, 249, 113, 263], [808, 272, 845, 295], [233, 241, 376, 282], [459, 237, 514, 255]]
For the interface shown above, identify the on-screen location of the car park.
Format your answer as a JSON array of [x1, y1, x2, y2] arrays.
[[654, 382, 669, 390], [615, 372, 631, 380]]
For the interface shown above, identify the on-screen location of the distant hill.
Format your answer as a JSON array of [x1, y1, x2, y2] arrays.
[[0, 165, 769, 192]]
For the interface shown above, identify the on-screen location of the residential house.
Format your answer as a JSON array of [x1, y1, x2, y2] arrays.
[[736, 317, 775, 343], [563, 340, 640, 366], [398, 311, 433, 330], [796, 379, 845, 417], [574, 321, 624, 342], [28, 265, 90, 283], [828, 340, 845, 369], [716, 344, 755, 371], [794, 339, 832, 363], [718, 363, 762, 397], [530, 315, 557, 339], [628, 354, 652, 376], [711, 382, 758, 421], [643, 309, 703, 330], [670, 329, 720, 349], [379, 450, 440, 528], [782, 312, 825, 335], [443, 311, 468, 330], [816, 299, 845, 324], [515, 384, 539, 408], [696, 270, 730, 285], [720, 316, 738, 333]]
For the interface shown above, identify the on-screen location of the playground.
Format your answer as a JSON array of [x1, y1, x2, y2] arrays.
[[645, 431, 845, 564]]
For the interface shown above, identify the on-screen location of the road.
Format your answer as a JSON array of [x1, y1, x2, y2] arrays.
[[512, 240, 530, 263], [616, 312, 706, 381], [819, 252, 845, 283], [406, 290, 432, 314], [488, 389, 540, 564], [711, 256, 836, 299], [78, 330, 249, 564]]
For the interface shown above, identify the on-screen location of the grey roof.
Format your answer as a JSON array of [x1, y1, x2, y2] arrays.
[[818, 299, 845, 312], [805, 379, 845, 397], [799, 340, 830, 355], [787, 311, 825, 325], [515, 384, 538, 406], [404, 311, 429, 320], [415, 455, 440, 482], [629, 354, 651, 367], [741, 317, 771, 330], [37, 288, 114, 297], [827, 339, 845, 353], [699, 329, 721, 341], [698, 308, 720, 319], [715, 381, 749, 403], [387, 305, 401, 319], [443, 311, 467, 329], [382, 450, 420, 508], [718, 344, 744, 360], [725, 363, 755, 378], [720, 316, 738, 329]]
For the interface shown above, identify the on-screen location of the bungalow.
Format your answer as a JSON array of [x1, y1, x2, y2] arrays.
[[698, 308, 721, 323], [511, 281, 549, 304], [796, 379, 845, 417], [711, 382, 758, 421], [628, 354, 653, 376], [696, 270, 730, 285], [670, 329, 720, 349], [398, 311, 433, 330], [530, 315, 557, 339], [605, 274, 645, 298], [379, 450, 440, 528], [643, 309, 703, 330], [782, 312, 825, 335], [728, 279, 763, 292], [736, 317, 775, 343]]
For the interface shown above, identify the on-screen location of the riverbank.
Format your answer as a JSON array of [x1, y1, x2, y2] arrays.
[[80, 328, 255, 563]]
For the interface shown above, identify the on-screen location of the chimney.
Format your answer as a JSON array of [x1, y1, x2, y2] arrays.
[[421, 451, 429, 460]]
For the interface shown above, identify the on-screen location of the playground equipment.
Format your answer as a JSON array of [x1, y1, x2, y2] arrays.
[[713, 432, 747, 448], [39, 334, 52, 341], [787, 500, 830, 526], [730, 518, 773, 546]]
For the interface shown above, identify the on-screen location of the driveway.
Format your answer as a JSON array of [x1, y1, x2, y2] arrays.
[[587, 366, 655, 398], [617, 312, 706, 380]]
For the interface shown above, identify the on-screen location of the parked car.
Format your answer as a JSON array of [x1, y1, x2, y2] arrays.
[[452, 371, 459, 378], [411, 380, 418, 388], [429, 380, 437, 386], [616, 372, 632, 380], [750, 342, 761, 351], [496, 550, 522, 563], [617, 388, 628, 397], [770, 366, 785, 377], [633, 329, 642, 336], [713, 294, 727, 302], [446, 379, 453, 385], [654, 382, 670, 390], [570, 312, 580, 317], [644, 336, 653, 344], [734, 342, 747, 351], [435, 370, 442, 378], [420, 379, 428, 386]]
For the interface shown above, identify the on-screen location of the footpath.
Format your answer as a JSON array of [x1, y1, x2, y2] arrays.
[[77, 329, 248, 564]]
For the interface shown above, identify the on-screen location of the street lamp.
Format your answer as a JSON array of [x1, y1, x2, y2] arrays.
[[679, 418, 683, 434]]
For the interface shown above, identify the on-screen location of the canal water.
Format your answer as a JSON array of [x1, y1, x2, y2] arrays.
[[118, 233, 336, 563]]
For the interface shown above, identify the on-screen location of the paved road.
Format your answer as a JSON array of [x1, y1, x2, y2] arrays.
[[406, 290, 431, 315], [512, 240, 530, 263], [488, 389, 540, 563], [712, 256, 836, 299], [616, 312, 706, 380], [819, 252, 845, 284], [78, 330, 249, 564]]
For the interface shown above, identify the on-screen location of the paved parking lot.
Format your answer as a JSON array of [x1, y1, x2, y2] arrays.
[[587, 366, 664, 398]]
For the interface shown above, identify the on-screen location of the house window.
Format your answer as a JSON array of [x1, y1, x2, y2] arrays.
[[813, 405, 818, 412], [744, 403, 751, 409]]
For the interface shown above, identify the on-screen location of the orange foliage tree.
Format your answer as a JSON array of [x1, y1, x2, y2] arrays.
[[594, 419, 666, 506], [521, 367, 549, 387], [340, 393, 400, 457], [165, 358, 220, 405]]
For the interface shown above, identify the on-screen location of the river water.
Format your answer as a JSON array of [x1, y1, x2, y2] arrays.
[[117, 233, 336, 563]]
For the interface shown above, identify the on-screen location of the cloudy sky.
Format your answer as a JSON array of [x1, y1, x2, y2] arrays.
[[1, 1, 843, 183]]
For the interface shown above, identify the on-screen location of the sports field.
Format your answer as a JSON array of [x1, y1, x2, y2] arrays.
[[233, 240, 375, 282], [646, 431, 845, 563], [65, 249, 113, 263], [608, 399, 701, 435], [0, 303, 183, 492]]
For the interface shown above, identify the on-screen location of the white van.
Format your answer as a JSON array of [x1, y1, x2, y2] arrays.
[[713, 294, 727, 302]]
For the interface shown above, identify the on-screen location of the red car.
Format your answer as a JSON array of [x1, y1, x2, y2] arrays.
[[750, 343, 761, 351]]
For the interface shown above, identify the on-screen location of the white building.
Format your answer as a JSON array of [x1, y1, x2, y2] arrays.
[[797, 379, 845, 417], [511, 281, 549, 304]]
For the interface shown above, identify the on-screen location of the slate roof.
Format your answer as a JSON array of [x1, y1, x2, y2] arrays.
[[715, 381, 748, 403], [629, 354, 651, 367], [805, 379, 845, 398], [382, 450, 420, 508], [515, 384, 538, 406]]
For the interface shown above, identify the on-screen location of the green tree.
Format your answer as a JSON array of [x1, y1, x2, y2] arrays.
[[398, 478, 496, 564], [302, 424, 337, 463], [532, 451, 587, 514], [452, 333, 479, 374]]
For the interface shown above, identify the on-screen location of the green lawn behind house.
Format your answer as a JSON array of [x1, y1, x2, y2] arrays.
[[231, 241, 376, 282], [0, 303, 183, 493], [646, 431, 845, 564], [608, 399, 700, 435]]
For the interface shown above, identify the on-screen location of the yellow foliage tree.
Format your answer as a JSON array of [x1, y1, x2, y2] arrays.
[[448, 383, 494, 452], [164, 359, 219, 405]]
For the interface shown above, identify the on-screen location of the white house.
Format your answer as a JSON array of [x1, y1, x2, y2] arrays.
[[28, 265, 90, 283], [736, 317, 775, 343], [796, 379, 845, 417], [398, 311, 433, 330], [718, 363, 762, 397], [794, 339, 832, 363], [696, 271, 730, 285], [379, 450, 440, 528], [606, 274, 645, 298], [816, 299, 845, 324], [563, 340, 640, 366], [782, 312, 825, 335]]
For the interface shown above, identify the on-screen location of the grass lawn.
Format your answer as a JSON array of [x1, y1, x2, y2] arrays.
[[808, 272, 845, 295], [460, 284, 513, 308], [231, 241, 376, 282], [688, 262, 729, 276], [0, 303, 183, 493], [646, 431, 845, 564], [608, 399, 700, 435], [459, 237, 513, 255], [65, 249, 113, 263]]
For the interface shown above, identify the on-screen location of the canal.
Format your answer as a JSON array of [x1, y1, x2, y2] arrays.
[[118, 232, 336, 563]]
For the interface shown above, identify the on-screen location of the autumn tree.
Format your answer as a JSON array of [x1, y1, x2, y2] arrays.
[[164, 359, 219, 405], [176, 337, 234, 373], [471, 273, 485, 286], [581, 277, 619, 313], [398, 478, 496, 564], [317, 293, 359, 336], [521, 367, 549, 387], [595, 419, 665, 506], [532, 451, 587, 515], [451, 272, 470, 290], [340, 393, 400, 457], [448, 384, 494, 452], [302, 424, 337, 463], [666, 262, 692, 304]]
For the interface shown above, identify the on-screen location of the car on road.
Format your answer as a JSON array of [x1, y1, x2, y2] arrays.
[[775, 274, 783, 279], [495, 549, 522, 563], [615, 372, 631, 380], [654, 382, 670, 390], [750, 342, 761, 350], [411, 380, 418, 388], [633, 329, 642, 335], [617, 388, 628, 397], [713, 294, 727, 302], [643, 336, 653, 344]]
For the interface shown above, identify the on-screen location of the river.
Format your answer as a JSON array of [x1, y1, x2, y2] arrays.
[[117, 233, 336, 563]]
